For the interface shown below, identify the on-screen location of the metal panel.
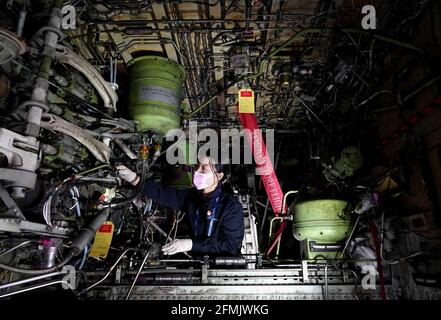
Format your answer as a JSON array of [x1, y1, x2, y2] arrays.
[[0, 218, 72, 237], [88, 284, 393, 300]]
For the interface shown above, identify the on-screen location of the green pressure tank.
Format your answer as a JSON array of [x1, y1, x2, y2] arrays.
[[128, 56, 186, 135], [292, 199, 352, 260]]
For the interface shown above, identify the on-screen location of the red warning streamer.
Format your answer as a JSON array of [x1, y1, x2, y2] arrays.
[[239, 112, 285, 215]]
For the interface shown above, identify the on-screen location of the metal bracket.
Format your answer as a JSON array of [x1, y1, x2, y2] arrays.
[[201, 265, 208, 284], [54, 45, 118, 111], [40, 113, 111, 163], [0, 217, 72, 237], [0, 26, 27, 64], [0, 186, 25, 219], [115, 266, 122, 284], [0, 128, 39, 171], [0, 128, 39, 197], [309, 241, 343, 252], [302, 260, 309, 283]]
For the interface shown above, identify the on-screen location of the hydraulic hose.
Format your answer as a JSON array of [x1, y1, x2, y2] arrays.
[[0, 210, 109, 275]]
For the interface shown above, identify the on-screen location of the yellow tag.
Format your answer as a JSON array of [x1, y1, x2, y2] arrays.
[[238, 89, 255, 113], [374, 176, 398, 193], [89, 221, 114, 259]]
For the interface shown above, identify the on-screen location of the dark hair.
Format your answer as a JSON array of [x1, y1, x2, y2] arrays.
[[197, 155, 225, 173], [213, 163, 224, 173]]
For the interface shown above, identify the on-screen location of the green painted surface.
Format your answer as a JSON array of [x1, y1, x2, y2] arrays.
[[128, 56, 186, 134], [293, 199, 351, 242], [292, 199, 352, 260]]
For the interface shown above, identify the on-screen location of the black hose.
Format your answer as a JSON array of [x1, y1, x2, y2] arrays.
[[0, 209, 112, 275], [100, 161, 149, 209], [0, 250, 75, 275]]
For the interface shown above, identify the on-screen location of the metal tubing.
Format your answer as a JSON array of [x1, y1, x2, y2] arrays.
[[0, 240, 38, 257], [0, 280, 68, 299], [0, 271, 63, 291], [125, 249, 151, 300], [25, 1, 64, 137], [80, 248, 135, 294], [17, 10, 27, 37]]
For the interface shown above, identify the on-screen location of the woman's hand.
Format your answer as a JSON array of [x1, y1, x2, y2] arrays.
[[162, 239, 193, 255]]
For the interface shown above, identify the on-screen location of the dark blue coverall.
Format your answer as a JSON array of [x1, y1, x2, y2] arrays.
[[143, 180, 244, 255]]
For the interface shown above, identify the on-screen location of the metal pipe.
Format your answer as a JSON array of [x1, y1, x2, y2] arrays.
[[268, 217, 284, 242], [125, 249, 151, 300], [79, 18, 312, 27], [266, 190, 299, 256], [25, 0, 64, 137], [256, 200, 272, 210], [76, 177, 119, 183], [0, 280, 68, 299], [297, 95, 331, 133], [79, 248, 135, 295], [337, 215, 361, 261], [268, 216, 283, 256], [281, 190, 299, 215], [324, 263, 329, 300], [115, 38, 186, 61], [403, 74, 441, 102], [0, 240, 38, 257], [17, 10, 27, 37], [0, 271, 63, 291], [43, 244, 58, 268], [114, 139, 137, 160], [374, 76, 441, 113], [153, 259, 203, 263]]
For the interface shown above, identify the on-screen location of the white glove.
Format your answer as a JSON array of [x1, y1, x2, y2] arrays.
[[116, 165, 140, 186], [162, 239, 193, 255]]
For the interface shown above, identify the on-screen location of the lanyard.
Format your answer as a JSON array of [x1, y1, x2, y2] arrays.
[[194, 187, 223, 237], [206, 188, 222, 237]]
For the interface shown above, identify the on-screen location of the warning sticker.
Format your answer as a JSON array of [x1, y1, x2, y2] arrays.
[[139, 85, 179, 106], [238, 89, 255, 113], [89, 221, 114, 259]]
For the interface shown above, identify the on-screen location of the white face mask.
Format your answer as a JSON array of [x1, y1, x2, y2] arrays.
[[193, 171, 215, 190]]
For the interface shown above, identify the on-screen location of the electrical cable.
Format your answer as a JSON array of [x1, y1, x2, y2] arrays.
[[43, 164, 111, 226], [78, 245, 88, 270], [98, 161, 148, 209], [69, 186, 81, 218]]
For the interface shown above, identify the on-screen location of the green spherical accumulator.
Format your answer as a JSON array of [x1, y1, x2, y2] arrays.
[[292, 199, 351, 243]]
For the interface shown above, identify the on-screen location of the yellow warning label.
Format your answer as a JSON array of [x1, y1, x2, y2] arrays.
[[89, 221, 114, 259], [238, 89, 255, 113]]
